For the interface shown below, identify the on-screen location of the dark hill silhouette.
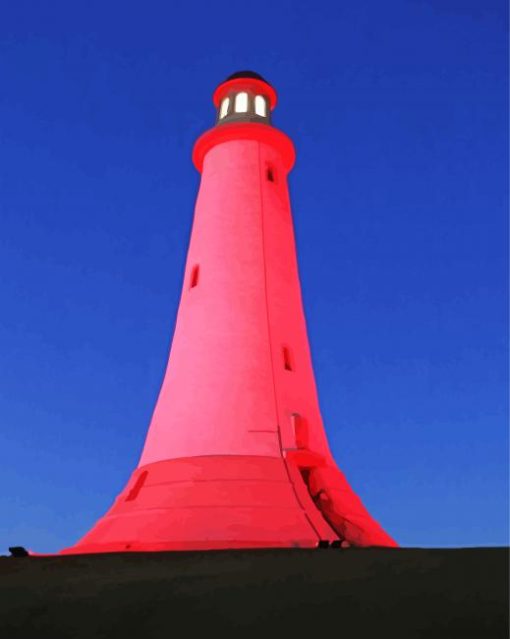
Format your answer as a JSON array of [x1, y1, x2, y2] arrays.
[[1, 547, 508, 638]]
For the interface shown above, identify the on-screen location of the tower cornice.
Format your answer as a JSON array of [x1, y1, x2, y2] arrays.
[[192, 122, 295, 173]]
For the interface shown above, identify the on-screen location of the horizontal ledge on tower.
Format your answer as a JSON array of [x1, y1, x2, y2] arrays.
[[192, 122, 295, 173]]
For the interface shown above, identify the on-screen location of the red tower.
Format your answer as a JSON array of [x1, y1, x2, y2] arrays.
[[60, 72, 396, 554]]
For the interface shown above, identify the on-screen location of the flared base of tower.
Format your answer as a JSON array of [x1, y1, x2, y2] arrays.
[[59, 455, 396, 555], [59, 456, 336, 555]]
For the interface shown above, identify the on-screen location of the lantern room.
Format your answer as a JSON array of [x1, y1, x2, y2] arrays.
[[212, 71, 277, 126]]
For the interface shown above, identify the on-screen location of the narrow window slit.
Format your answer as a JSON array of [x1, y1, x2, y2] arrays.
[[292, 412, 309, 449], [282, 346, 293, 371], [126, 471, 148, 502], [266, 166, 275, 182], [190, 264, 199, 289]]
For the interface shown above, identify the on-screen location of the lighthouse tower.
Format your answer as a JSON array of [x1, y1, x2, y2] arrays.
[[61, 72, 396, 553]]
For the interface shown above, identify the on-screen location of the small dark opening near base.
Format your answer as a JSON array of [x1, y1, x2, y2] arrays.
[[318, 540, 330, 549], [300, 468, 310, 484], [293, 413, 309, 450], [126, 471, 148, 502], [190, 265, 200, 289]]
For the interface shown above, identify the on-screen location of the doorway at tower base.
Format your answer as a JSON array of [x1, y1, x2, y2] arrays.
[[58, 455, 396, 555], [306, 465, 398, 548], [284, 449, 397, 548]]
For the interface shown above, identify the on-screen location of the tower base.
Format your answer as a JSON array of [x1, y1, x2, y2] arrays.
[[60, 455, 340, 555]]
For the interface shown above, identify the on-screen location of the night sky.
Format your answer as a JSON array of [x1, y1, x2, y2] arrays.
[[1, 0, 507, 552]]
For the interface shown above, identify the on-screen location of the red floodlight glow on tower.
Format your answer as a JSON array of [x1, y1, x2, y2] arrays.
[[58, 71, 397, 554]]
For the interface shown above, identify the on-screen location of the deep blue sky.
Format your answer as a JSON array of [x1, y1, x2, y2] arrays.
[[1, 1, 507, 553]]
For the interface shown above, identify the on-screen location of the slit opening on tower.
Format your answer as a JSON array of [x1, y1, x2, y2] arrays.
[[292, 412, 309, 450], [282, 345, 293, 371], [266, 164, 276, 183], [190, 264, 200, 289], [125, 471, 148, 502]]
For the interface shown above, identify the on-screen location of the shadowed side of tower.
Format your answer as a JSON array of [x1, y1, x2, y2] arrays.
[[58, 72, 396, 554]]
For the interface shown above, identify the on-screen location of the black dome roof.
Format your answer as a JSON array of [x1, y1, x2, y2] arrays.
[[225, 70, 271, 85]]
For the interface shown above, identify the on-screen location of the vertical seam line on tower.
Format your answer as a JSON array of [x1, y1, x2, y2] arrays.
[[257, 141, 322, 543], [257, 141, 281, 432]]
